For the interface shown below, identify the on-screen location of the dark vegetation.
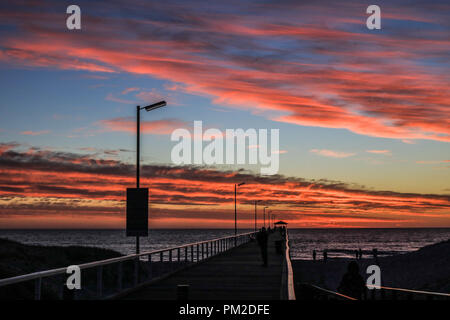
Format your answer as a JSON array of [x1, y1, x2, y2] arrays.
[[0, 238, 127, 299]]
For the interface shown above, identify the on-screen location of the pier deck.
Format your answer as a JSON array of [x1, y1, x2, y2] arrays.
[[122, 232, 284, 300]]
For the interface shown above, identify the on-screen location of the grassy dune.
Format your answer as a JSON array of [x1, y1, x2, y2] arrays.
[[0, 238, 123, 299]]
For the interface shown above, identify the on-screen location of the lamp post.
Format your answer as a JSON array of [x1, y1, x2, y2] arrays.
[[268, 210, 272, 229], [235, 182, 245, 246], [254, 200, 261, 232], [263, 206, 268, 228], [136, 101, 166, 254]]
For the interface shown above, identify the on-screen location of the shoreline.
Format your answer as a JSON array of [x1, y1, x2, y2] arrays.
[[292, 239, 450, 294]]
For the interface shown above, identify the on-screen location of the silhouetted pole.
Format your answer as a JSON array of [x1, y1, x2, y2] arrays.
[[254, 201, 257, 232], [136, 106, 140, 254], [263, 206, 268, 228], [263, 207, 265, 228], [135, 101, 166, 255], [234, 184, 237, 245], [234, 182, 245, 246]]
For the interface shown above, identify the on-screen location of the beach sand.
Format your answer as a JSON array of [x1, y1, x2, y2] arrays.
[[292, 239, 450, 294]]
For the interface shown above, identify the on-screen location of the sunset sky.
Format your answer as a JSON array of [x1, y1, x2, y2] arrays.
[[0, 0, 449, 228]]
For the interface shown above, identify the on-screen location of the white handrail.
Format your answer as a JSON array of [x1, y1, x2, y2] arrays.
[[284, 230, 296, 300], [366, 285, 450, 297], [308, 284, 357, 300]]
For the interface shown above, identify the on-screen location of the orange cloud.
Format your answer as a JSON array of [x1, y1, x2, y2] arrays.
[[0, 143, 449, 228], [20, 130, 50, 136], [310, 149, 355, 158], [0, 2, 448, 143], [366, 150, 392, 155]]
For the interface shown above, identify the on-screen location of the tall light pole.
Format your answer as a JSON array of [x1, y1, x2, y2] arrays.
[[268, 210, 272, 228], [263, 206, 268, 228], [136, 101, 166, 254], [254, 200, 261, 232], [235, 182, 245, 246]]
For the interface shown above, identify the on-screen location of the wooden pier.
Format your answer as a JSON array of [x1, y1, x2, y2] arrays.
[[0, 229, 295, 300], [1, 228, 449, 300], [121, 232, 285, 300]]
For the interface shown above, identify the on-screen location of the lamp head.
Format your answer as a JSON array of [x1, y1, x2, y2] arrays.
[[144, 100, 166, 111]]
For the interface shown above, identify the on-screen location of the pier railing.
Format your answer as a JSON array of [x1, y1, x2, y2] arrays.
[[0, 231, 257, 300], [280, 229, 296, 300], [296, 283, 357, 300], [296, 283, 450, 300], [366, 285, 450, 300]]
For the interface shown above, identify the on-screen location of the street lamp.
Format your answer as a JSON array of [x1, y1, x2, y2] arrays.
[[268, 210, 272, 228], [136, 101, 166, 188], [135, 101, 166, 254], [254, 200, 261, 232], [235, 182, 245, 246], [263, 206, 269, 228]]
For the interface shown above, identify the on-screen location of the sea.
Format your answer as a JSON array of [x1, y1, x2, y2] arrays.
[[0, 228, 449, 260]]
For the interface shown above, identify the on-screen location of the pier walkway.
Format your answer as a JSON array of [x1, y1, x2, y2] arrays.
[[121, 232, 284, 300], [0, 229, 295, 300]]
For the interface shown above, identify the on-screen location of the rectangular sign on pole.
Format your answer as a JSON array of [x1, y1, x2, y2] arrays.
[[126, 188, 149, 237]]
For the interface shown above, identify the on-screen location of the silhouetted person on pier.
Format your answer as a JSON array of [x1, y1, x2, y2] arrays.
[[257, 227, 268, 267], [358, 248, 362, 260], [313, 250, 316, 261], [372, 248, 379, 264], [337, 261, 366, 300], [280, 227, 286, 240]]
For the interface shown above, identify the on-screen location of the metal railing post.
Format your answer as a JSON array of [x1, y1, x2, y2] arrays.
[[201, 243, 204, 260], [58, 275, 64, 300], [197, 244, 199, 262], [117, 262, 123, 292], [134, 258, 139, 286], [160, 251, 164, 275], [34, 278, 41, 300], [148, 254, 152, 280], [97, 266, 103, 298]]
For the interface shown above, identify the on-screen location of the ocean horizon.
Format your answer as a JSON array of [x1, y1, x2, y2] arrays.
[[1, 228, 449, 260]]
